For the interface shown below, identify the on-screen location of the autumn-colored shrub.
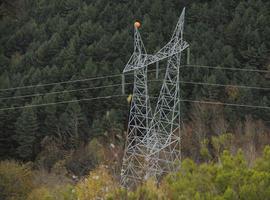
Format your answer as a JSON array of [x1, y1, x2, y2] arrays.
[[0, 160, 34, 200], [27, 187, 53, 200], [76, 165, 116, 200], [2, 146, 270, 200], [27, 185, 77, 200], [108, 179, 165, 200], [131, 179, 165, 200]]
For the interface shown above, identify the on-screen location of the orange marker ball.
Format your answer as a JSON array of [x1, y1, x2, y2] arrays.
[[134, 21, 141, 28]]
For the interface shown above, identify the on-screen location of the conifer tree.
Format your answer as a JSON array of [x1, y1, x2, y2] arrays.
[[15, 108, 39, 160]]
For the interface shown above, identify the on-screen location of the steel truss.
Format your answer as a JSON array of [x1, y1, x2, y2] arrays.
[[121, 8, 188, 188]]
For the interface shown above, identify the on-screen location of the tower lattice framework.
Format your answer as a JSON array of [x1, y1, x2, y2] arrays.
[[121, 9, 188, 187]]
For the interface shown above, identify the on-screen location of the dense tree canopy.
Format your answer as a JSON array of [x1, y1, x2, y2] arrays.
[[0, 0, 269, 162]]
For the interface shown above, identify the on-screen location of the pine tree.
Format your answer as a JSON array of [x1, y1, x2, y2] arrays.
[[65, 102, 89, 148], [15, 108, 39, 160], [0, 110, 17, 159]]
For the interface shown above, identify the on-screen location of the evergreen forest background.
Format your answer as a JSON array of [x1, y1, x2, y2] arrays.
[[0, 0, 270, 199]]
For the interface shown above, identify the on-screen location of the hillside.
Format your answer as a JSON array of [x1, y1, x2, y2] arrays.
[[0, 0, 270, 199]]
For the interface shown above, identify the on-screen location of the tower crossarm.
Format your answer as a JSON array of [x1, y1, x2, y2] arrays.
[[123, 40, 188, 73], [123, 8, 187, 73], [146, 40, 189, 64]]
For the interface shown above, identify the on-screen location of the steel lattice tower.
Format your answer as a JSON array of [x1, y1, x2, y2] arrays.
[[143, 8, 188, 181], [121, 10, 188, 187]]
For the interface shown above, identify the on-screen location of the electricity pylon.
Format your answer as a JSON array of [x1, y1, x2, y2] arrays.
[[121, 10, 188, 187], [120, 24, 152, 188], [143, 8, 188, 181]]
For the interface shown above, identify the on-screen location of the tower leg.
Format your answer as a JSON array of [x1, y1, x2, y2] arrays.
[[120, 67, 151, 188]]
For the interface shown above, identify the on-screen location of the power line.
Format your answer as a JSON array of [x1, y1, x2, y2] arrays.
[[0, 68, 161, 93], [1, 64, 268, 92], [0, 83, 132, 100], [181, 65, 270, 73], [0, 80, 163, 101], [179, 80, 270, 91], [0, 73, 123, 92], [0, 95, 126, 111], [1, 92, 269, 112], [1, 79, 270, 101], [149, 96, 270, 110], [180, 99, 270, 110]]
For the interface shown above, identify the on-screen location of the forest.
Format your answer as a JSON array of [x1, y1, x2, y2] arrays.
[[0, 0, 270, 199]]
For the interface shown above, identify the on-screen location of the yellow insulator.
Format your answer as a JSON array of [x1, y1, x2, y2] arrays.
[[127, 94, 132, 104]]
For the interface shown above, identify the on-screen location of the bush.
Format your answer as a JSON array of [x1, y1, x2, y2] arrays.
[[108, 179, 165, 200], [27, 185, 77, 200], [75, 165, 116, 200], [27, 187, 53, 200], [2, 146, 270, 200], [161, 147, 270, 200], [0, 160, 34, 200], [131, 179, 165, 200], [65, 138, 105, 177], [255, 145, 270, 172]]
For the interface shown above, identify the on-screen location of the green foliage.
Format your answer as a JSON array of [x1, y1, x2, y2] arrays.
[[76, 166, 116, 200], [15, 108, 39, 160], [0, 0, 269, 161], [1, 146, 270, 199], [27, 187, 54, 200], [0, 160, 33, 200], [65, 138, 105, 176], [0, 1, 270, 198], [108, 147, 270, 199], [108, 179, 165, 200], [161, 146, 270, 200], [91, 109, 124, 137], [212, 134, 233, 155], [56, 185, 77, 200], [254, 145, 270, 172], [27, 185, 77, 200], [131, 179, 165, 200], [200, 139, 211, 161]]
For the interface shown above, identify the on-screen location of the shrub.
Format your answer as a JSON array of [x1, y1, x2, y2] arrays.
[[108, 179, 165, 200], [75, 165, 116, 200], [65, 138, 105, 177], [0, 160, 33, 200], [27, 185, 77, 200], [27, 187, 53, 200], [161, 147, 270, 200]]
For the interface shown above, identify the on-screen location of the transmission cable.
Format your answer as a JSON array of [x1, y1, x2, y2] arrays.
[[179, 80, 270, 91], [0, 74, 123, 92], [0, 80, 163, 100], [0, 64, 269, 92], [180, 99, 270, 110], [1, 94, 270, 112], [0, 83, 132, 100], [0, 68, 160, 92], [1, 79, 270, 101], [0, 95, 126, 111], [181, 65, 270, 73]]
